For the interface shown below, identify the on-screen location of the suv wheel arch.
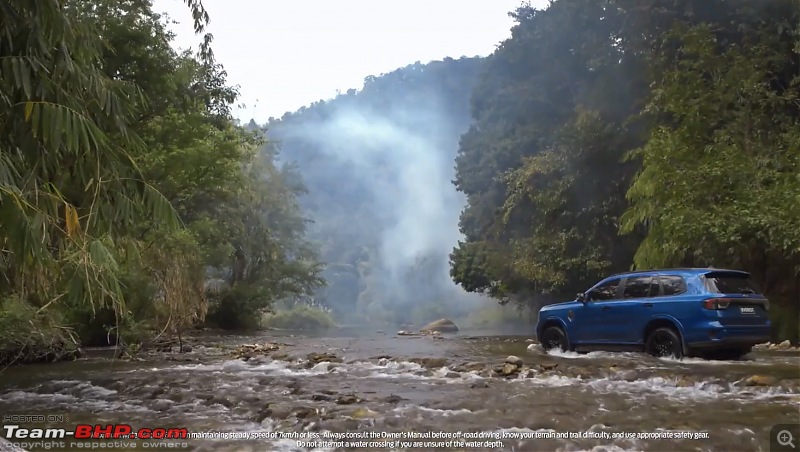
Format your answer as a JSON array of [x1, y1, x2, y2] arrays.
[[643, 318, 686, 358]]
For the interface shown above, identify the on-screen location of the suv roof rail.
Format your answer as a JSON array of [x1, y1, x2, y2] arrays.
[[608, 267, 748, 278]]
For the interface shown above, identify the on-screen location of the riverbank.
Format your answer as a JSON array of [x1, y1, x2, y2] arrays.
[[0, 329, 798, 452]]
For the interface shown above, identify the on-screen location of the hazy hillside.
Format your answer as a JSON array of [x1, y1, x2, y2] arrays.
[[263, 57, 488, 325]]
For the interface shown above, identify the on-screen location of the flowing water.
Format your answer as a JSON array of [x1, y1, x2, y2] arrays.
[[0, 329, 798, 452]]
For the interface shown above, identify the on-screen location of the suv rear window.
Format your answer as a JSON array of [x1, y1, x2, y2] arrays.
[[659, 275, 686, 296], [702, 272, 761, 295]]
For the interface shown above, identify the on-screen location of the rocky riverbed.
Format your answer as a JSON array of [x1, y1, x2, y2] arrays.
[[0, 329, 798, 451]]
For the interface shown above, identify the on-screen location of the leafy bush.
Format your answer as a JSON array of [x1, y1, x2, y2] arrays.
[[261, 305, 336, 330], [0, 296, 79, 365]]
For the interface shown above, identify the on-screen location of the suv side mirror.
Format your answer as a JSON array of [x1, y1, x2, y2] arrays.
[[576, 292, 586, 303]]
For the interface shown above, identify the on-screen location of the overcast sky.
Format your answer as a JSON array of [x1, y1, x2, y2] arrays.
[[152, 0, 549, 123]]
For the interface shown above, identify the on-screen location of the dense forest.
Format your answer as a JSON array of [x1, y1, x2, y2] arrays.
[[0, 0, 323, 363], [450, 0, 800, 341], [263, 57, 490, 326]]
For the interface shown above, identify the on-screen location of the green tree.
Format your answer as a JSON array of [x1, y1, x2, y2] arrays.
[[451, 0, 646, 308], [621, 12, 800, 341]]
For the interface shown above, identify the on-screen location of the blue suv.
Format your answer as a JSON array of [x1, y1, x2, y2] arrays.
[[535, 268, 771, 360]]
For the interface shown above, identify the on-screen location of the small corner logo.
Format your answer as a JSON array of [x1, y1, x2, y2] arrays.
[[771, 424, 800, 452]]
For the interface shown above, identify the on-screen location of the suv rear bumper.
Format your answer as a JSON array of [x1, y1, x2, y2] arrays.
[[685, 324, 770, 350]]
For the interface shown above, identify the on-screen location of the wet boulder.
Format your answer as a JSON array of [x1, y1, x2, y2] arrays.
[[420, 318, 459, 333], [744, 375, 778, 387], [506, 355, 523, 366]]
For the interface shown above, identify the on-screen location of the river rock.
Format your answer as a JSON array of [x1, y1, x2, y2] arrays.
[[336, 394, 361, 405], [409, 357, 448, 369], [383, 394, 405, 403], [776, 340, 792, 350], [306, 352, 342, 365], [461, 362, 487, 372], [350, 407, 379, 419], [470, 380, 489, 388], [494, 361, 521, 377], [539, 363, 559, 371], [293, 407, 318, 419], [503, 363, 520, 376], [420, 318, 459, 333], [180, 344, 193, 353], [311, 394, 332, 401], [745, 375, 777, 386], [232, 342, 281, 360], [506, 355, 523, 366]]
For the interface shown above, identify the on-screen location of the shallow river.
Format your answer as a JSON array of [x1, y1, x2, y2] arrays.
[[0, 329, 798, 452]]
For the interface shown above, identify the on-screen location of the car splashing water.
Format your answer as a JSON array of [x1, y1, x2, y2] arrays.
[[0, 329, 798, 452]]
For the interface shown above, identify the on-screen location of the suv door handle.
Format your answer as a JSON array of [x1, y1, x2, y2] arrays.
[[601, 306, 611, 311], [643, 303, 654, 308]]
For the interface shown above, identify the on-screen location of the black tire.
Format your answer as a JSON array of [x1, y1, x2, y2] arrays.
[[645, 327, 684, 359], [541, 326, 569, 352]]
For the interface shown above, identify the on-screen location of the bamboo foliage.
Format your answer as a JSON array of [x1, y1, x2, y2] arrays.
[[0, 0, 180, 316], [1, 0, 326, 360]]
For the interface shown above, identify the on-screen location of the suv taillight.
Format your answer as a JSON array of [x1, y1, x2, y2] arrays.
[[703, 298, 731, 310]]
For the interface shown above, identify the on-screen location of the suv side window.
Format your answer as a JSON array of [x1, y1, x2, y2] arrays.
[[622, 275, 653, 298], [659, 275, 687, 296], [588, 278, 621, 301]]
